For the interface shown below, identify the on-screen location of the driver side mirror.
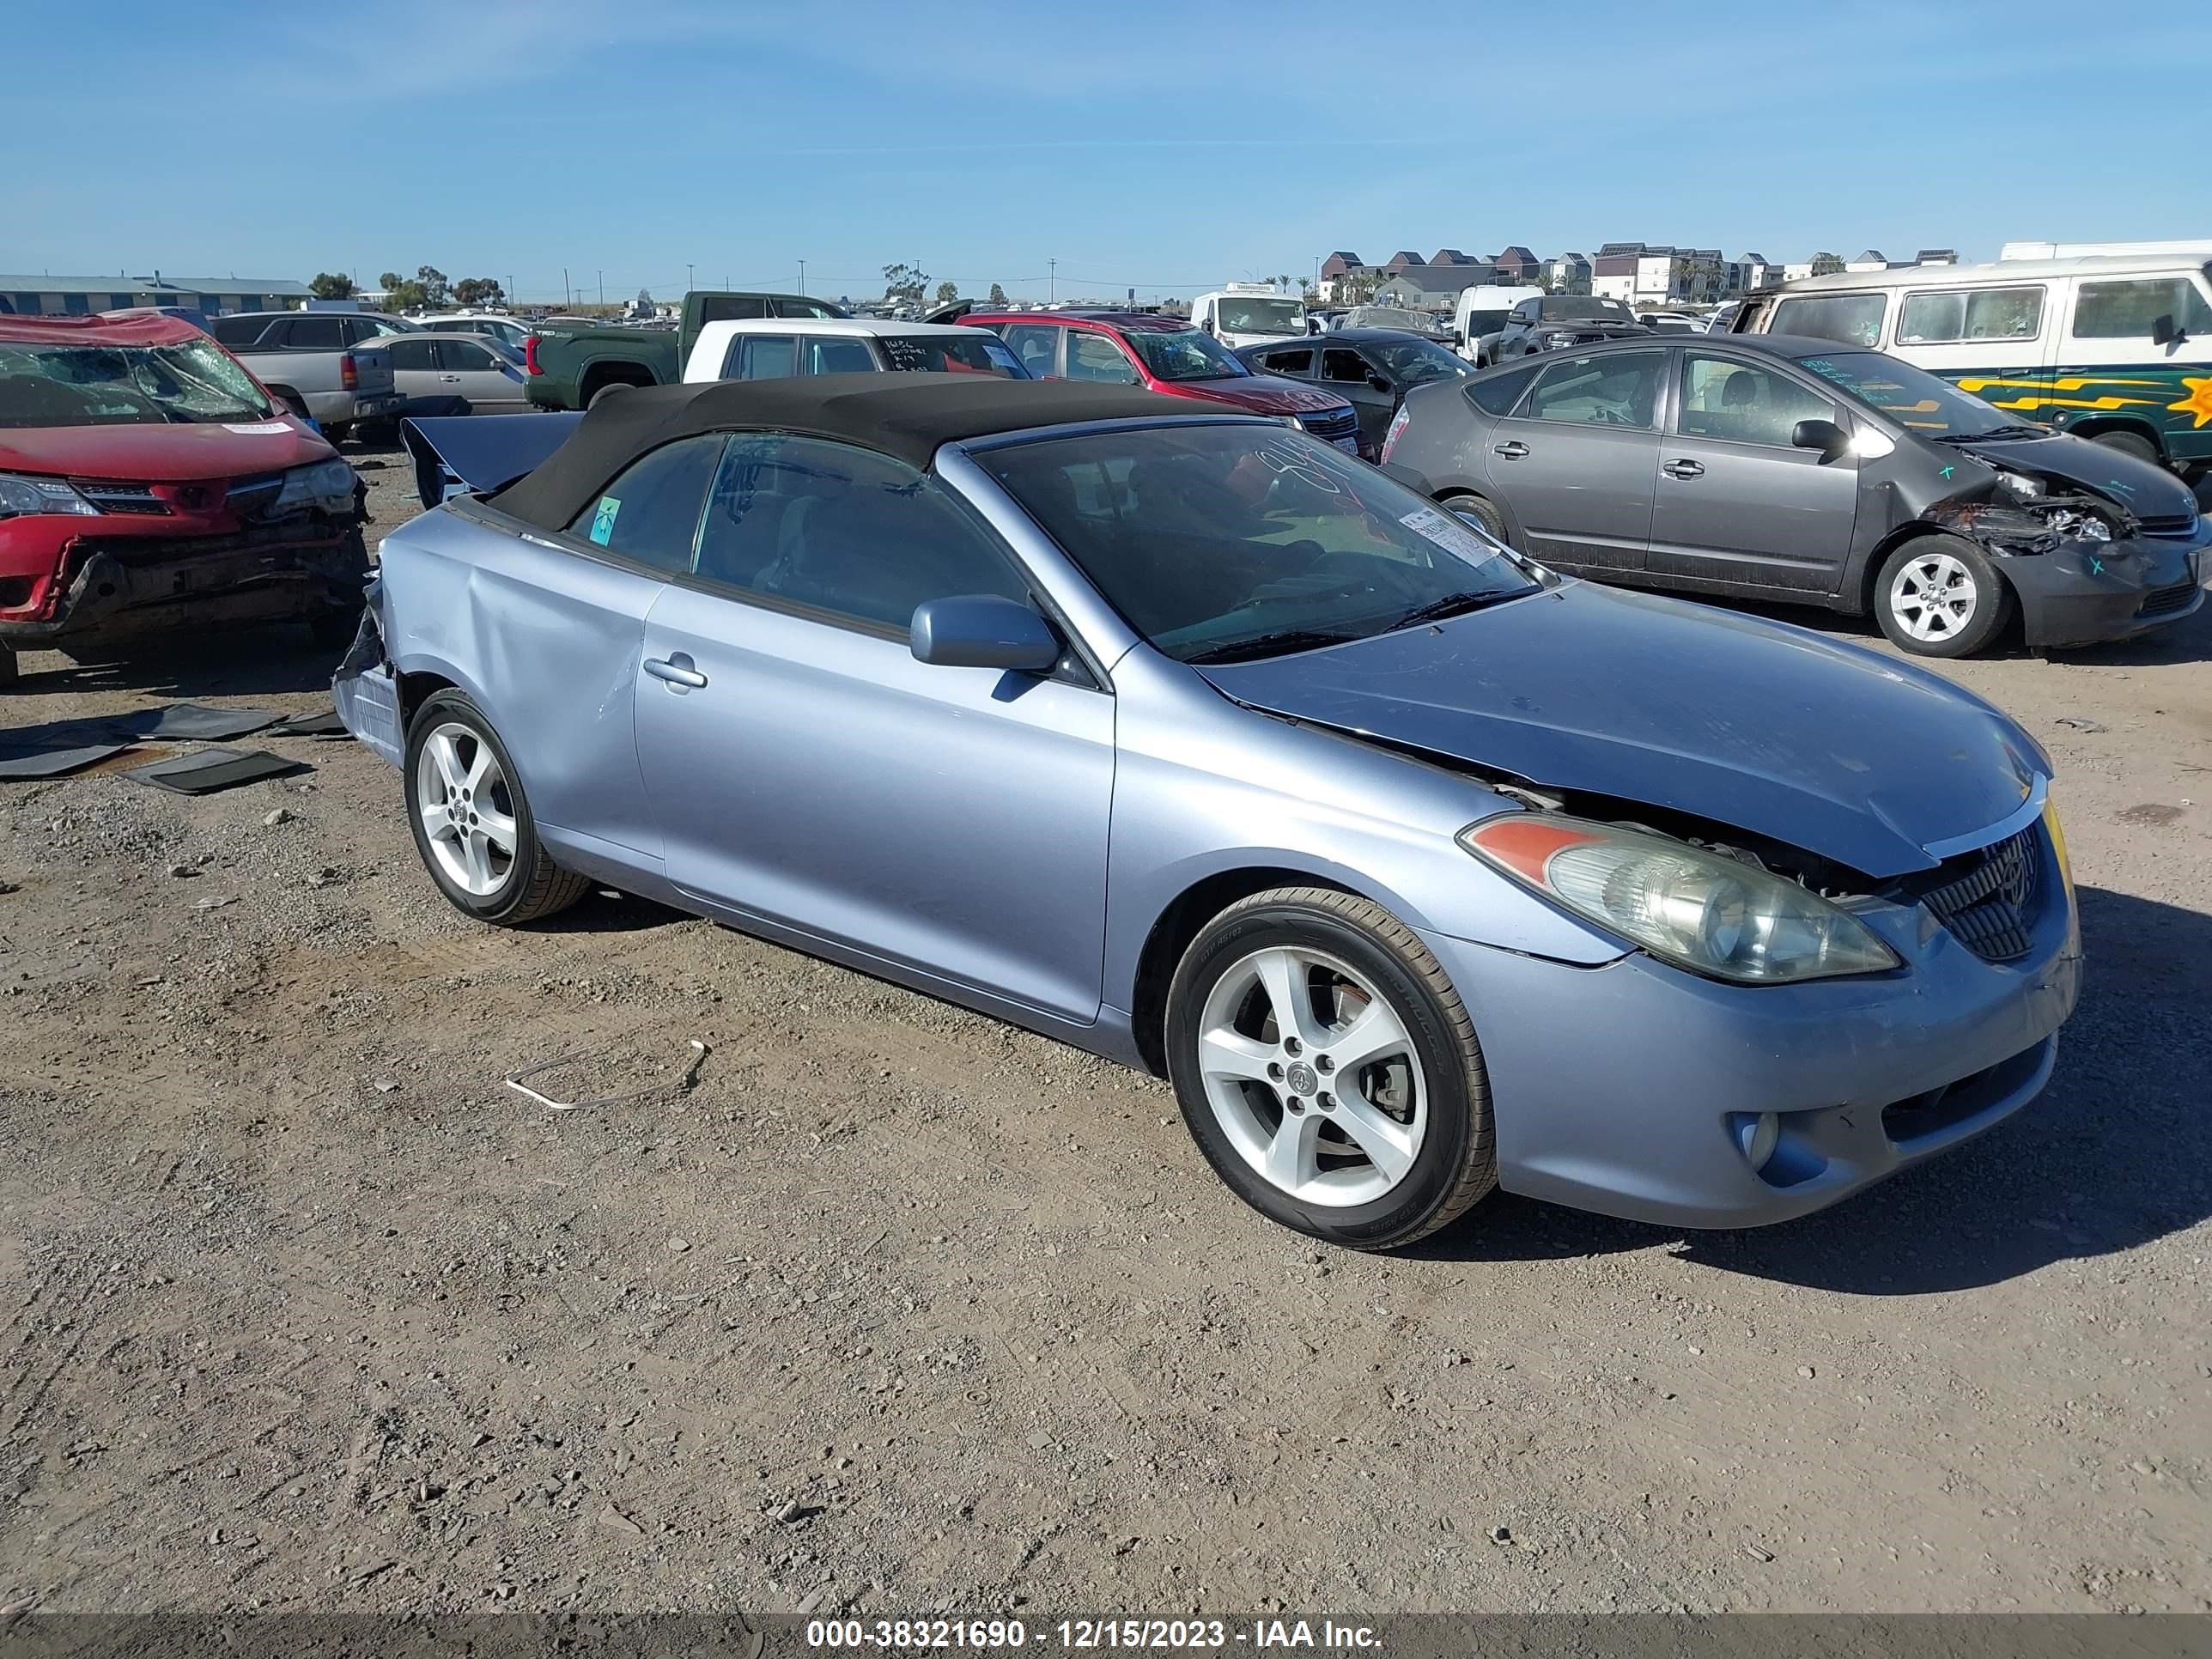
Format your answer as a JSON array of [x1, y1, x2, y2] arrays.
[[1791, 417, 1851, 461], [1366, 372, 1391, 393], [2152, 313, 2185, 346], [910, 595, 1061, 674]]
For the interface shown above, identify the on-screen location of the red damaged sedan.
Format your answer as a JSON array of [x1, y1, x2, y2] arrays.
[[0, 313, 368, 687]]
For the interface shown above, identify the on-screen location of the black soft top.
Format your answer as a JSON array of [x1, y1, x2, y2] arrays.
[[491, 374, 1200, 532]]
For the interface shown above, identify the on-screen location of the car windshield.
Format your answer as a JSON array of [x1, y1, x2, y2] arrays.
[[1793, 349, 2020, 438], [1217, 298, 1306, 335], [1367, 337, 1473, 384], [1124, 327, 1249, 382], [877, 334, 1029, 377], [1536, 297, 1636, 322], [978, 422, 1537, 662], [0, 337, 274, 428]]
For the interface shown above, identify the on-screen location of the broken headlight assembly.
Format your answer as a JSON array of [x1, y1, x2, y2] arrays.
[[0, 472, 100, 520], [275, 459, 358, 515], [1461, 814, 1900, 984]]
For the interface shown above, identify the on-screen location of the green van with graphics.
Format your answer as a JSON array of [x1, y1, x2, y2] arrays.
[[1734, 248, 2212, 481]]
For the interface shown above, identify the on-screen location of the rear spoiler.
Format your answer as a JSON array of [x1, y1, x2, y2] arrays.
[[400, 411, 582, 509]]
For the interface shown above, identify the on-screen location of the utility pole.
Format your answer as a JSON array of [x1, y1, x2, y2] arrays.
[[598, 270, 605, 307], [1048, 258, 1056, 304], [687, 263, 695, 293], [798, 258, 805, 295], [507, 274, 514, 307], [563, 268, 571, 308]]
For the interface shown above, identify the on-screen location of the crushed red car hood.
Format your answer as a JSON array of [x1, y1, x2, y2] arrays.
[[0, 417, 334, 482], [1165, 374, 1350, 416]]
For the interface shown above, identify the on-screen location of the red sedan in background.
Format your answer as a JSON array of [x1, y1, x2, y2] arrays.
[[0, 313, 368, 687], [957, 310, 1369, 455]]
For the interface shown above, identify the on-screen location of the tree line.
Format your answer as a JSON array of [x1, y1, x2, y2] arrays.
[[309, 268, 506, 309]]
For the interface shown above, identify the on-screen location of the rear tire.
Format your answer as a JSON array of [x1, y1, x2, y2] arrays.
[[1443, 493, 1513, 549], [1165, 886, 1497, 1251], [324, 422, 353, 447], [2087, 429, 2160, 467], [1875, 533, 2013, 659], [402, 689, 587, 926]]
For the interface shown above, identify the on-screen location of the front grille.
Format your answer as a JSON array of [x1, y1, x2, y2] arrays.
[[1920, 824, 2041, 963], [1296, 406, 1358, 442], [2137, 513, 2200, 538], [1881, 1040, 2049, 1146], [2138, 578, 2199, 617], [71, 480, 173, 516]]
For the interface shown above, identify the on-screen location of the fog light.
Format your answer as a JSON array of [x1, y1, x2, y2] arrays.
[[1731, 1110, 1780, 1172]]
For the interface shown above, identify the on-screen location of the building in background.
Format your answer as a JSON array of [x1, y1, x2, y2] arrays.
[[1543, 252, 1592, 294], [0, 274, 313, 317]]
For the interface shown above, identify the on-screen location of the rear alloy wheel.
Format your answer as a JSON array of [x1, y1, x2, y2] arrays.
[[1444, 493, 1512, 548], [1166, 887, 1496, 1250], [402, 690, 586, 925], [1875, 534, 2012, 659]]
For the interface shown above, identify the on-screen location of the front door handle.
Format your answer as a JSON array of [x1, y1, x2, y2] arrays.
[[1494, 440, 1529, 459], [643, 653, 708, 690], [437, 374, 461, 383], [1662, 459, 1705, 479]]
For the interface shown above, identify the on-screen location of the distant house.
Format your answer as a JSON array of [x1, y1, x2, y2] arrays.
[[1543, 252, 1591, 295], [1915, 247, 1959, 265], [0, 273, 314, 317], [1492, 246, 1540, 283], [1844, 249, 1892, 272], [1589, 242, 1727, 306], [1382, 251, 1426, 276], [1318, 251, 1371, 302]]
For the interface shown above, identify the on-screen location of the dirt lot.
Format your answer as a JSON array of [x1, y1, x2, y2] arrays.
[[3, 441, 2209, 1619]]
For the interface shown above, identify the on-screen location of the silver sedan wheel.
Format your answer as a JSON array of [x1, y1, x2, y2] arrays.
[[413, 721, 518, 897], [1888, 550, 1979, 642], [1195, 945, 1427, 1208]]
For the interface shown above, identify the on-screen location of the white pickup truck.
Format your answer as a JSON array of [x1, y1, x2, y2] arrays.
[[207, 311, 404, 445]]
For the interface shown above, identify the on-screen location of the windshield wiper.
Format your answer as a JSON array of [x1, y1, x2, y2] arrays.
[[1183, 629, 1360, 665], [1389, 589, 1523, 630], [1931, 425, 2048, 443]]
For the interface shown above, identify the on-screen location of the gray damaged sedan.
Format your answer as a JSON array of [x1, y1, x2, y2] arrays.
[[340, 376, 2082, 1249]]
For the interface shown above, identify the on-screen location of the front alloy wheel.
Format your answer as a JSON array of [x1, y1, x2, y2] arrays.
[[1166, 887, 1496, 1249], [1875, 534, 2010, 658]]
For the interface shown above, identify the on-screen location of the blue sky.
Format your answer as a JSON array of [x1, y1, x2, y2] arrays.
[[4, 0, 2203, 306]]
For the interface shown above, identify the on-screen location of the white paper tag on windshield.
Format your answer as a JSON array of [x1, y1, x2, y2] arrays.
[[1400, 506, 1503, 567], [223, 422, 293, 435]]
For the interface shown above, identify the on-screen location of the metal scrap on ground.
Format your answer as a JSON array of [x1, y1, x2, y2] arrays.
[[504, 1038, 710, 1112]]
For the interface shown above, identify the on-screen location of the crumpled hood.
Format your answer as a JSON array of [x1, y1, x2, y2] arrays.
[[0, 416, 332, 482], [1954, 431, 2200, 522], [1169, 374, 1350, 417], [1196, 580, 2045, 878]]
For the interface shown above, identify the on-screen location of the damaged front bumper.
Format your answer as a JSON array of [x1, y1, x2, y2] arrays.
[[0, 521, 369, 650], [1931, 497, 2210, 651]]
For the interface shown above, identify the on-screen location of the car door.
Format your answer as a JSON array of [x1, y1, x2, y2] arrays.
[[1648, 349, 1859, 596], [382, 335, 441, 401], [1480, 348, 1666, 573], [1250, 345, 1315, 380], [1320, 345, 1398, 453], [1064, 330, 1142, 385], [470, 434, 724, 864], [436, 337, 529, 410], [720, 333, 799, 380], [996, 324, 1063, 380], [633, 434, 1115, 1021]]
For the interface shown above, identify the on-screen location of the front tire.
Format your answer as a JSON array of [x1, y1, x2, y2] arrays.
[[1875, 533, 2013, 658], [2087, 429, 2160, 467], [1165, 887, 1497, 1250], [402, 690, 587, 926], [1443, 492, 1513, 549]]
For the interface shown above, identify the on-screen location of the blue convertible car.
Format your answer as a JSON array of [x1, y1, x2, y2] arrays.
[[341, 376, 2081, 1249]]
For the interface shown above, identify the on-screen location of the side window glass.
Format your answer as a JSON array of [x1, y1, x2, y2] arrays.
[[563, 435, 723, 574], [692, 435, 1029, 629], [2072, 278, 2209, 338], [1066, 333, 1140, 385], [1523, 350, 1665, 429], [289, 317, 344, 349], [211, 316, 265, 345], [1322, 349, 1370, 384], [1256, 348, 1312, 375], [387, 338, 436, 371], [1002, 325, 1060, 380], [445, 343, 495, 371], [738, 336, 798, 380], [1771, 293, 1885, 348], [805, 337, 878, 374], [697, 296, 768, 324], [1678, 356, 1834, 447], [1468, 362, 1539, 416]]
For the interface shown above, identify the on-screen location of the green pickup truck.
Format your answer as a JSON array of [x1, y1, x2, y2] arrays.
[[524, 291, 848, 410]]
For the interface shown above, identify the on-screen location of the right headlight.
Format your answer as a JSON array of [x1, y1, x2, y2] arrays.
[[0, 472, 100, 520], [1461, 813, 1900, 984]]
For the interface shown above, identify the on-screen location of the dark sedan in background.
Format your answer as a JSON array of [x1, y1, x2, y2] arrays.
[[1236, 330, 1474, 456], [1380, 332, 2208, 657]]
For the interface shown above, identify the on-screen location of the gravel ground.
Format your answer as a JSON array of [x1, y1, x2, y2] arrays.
[[2, 440, 2208, 1619]]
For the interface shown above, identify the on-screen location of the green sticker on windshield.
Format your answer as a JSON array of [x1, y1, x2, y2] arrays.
[[590, 496, 620, 545]]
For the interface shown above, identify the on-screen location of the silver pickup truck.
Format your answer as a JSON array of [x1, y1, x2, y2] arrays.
[[209, 311, 404, 445]]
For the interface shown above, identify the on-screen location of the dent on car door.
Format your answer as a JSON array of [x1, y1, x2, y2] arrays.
[[1647, 352, 1859, 595], [632, 434, 1115, 1022], [459, 434, 723, 867], [1484, 349, 1667, 572]]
